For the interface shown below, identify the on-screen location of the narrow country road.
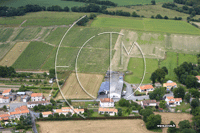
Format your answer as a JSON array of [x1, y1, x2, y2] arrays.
[[30, 110, 38, 133]]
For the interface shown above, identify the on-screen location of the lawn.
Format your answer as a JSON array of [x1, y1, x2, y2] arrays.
[[0, 12, 91, 27], [91, 16, 200, 35], [175, 102, 191, 112], [160, 52, 177, 80], [0, 28, 14, 42], [178, 53, 198, 66], [0, 0, 84, 8], [125, 58, 158, 84], [12, 41, 54, 70]]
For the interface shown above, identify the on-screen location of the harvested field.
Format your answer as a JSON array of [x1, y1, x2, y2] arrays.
[[0, 42, 29, 66], [55, 73, 104, 99], [37, 119, 154, 133], [0, 42, 16, 60]]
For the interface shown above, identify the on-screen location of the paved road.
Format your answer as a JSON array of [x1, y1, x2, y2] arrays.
[[30, 110, 38, 133]]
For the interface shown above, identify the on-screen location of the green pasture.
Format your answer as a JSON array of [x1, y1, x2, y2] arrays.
[[12, 41, 54, 70], [125, 58, 158, 84], [91, 16, 200, 35], [178, 53, 198, 66], [0, 28, 14, 42]]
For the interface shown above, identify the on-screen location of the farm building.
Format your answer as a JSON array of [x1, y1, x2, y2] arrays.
[[100, 98, 114, 107], [98, 81, 110, 95]]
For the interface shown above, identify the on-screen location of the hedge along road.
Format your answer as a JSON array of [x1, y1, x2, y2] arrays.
[[55, 15, 87, 119]]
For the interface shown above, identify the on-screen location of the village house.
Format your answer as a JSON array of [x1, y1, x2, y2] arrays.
[[138, 85, 154, 93], [98, 107, 118, 116], [31, 93, 45, 101], [2, 89, 12, 96], [0, 95, 10, 103], [163, 80, 177, 91], [0, 114, 10, 121], [73, 108, 84, 114], [99, 98, 114, 107], [196, 76, 200, 83], [165, 96, 182, 107], [42, 111, 52, 118], [27, 100, 51, 108], [53, 107, 84, 116], [141, 100, 160, 107], [21, 95, 30, 102], [9, 106, 29, 120]]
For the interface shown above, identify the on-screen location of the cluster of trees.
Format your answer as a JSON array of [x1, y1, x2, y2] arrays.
[[162, 2, 200, 17], [174, 62, 200, 88], [33, 104, 54, 112], [64, 0, 117, 6], [140, 108, 162, 130], [0, 66, 16, 77], [149, 87, 165, 100], [150, 67, 168, 84], [118, 99, 142, 116], [174, 0, 200, 6], [151, 14, 182, 20], [0, 4, 70, 17]]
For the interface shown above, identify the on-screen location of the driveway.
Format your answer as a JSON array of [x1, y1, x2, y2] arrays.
[[29, 110, 38, 133]]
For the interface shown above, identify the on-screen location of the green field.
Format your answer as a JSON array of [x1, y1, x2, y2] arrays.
[[13, 27, 42, 41], [91, 16, 200, 35], [178, 53, 198, 66], [160, 52, 177, 80], [109, 0, 173, 6], [107, 4, 200, 20], [44, 27, 68, 45], [0, 0, 84, 8], [125, 58, 159, 84], [61, 27, 120, 48], [0, 42, 15, 60], [0, 12, 91, 27], [12, 41, 54, 70], [0, 28, 14, 42]]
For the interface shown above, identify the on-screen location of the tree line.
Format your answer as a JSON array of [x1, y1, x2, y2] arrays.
[[63, 0, 117, 7]]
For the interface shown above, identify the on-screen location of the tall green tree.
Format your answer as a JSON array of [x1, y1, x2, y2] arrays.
[[146, 114, 161, 129], [173, 86, 186, 99]]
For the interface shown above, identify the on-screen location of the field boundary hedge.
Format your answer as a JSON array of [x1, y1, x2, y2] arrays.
[[37, 116, 142, 121]]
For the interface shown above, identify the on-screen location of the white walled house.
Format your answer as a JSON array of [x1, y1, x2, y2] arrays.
[[141, 100, 159, 107], [163, 80, 177, 91], [53, 107, 84, 116], [31, 93, 45, 101], [27, 100, 51, 108], [98, 107, 118, 116], [138, 85, 154, 93], [9, 106, 29, 120], [100, 98, 114, 107], [165, 96, 182, 107], [2, 89, 12, 96], [0, 95, 10, 103], [42, 111, 52, 118]]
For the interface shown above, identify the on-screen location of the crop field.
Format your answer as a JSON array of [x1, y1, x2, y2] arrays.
[[125, 58, 158, 84], [62, 27, 120, 49], [0, 12, 91, 27], [37, 119, 153, 133], [0, 28, 14, 42], [44, 27, 68, 46], [107, 4, 200, 20], [178, 53, 198, 65], [0, 0, 84, 8], [12, 41, 54, 70], [0, 42, 15, 60], [0, 42, 30, 66], [91, 16, 200, 35], [13, 27, 42, 41], [56, 73, 104, 99]]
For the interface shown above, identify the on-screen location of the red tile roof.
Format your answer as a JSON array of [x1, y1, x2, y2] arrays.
[[0, 114, 10, 118], [196, 76, 200, 80], [100, 98, 114, 103], [140, 85, 154, 90], [31, 93, 43, 97], [2, 89, 11, 94], [98, 107, 118, 113], [42, 111, 52, 115], [163, 82, 177, 87], [62, 107, 71, 110]]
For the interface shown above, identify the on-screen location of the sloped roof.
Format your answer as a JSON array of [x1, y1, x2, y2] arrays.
[[31, 93, 43, 97], [196, 76, 200, 80], [10, 110, 29, 115], [139, 85, 154, 90], [27, 100, 50, 105], [3, 89, 11, 94], [98, 107, 118, 113], [15, 105, 28, 112], [0, 114, 10, 118], [100, 98, 114, 103], [98, 81, 110, 93], [62, 107, 71, 110], [74, 109, 84, 112], [42, 111, 52, 115], [163, 82, 177, 87]]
